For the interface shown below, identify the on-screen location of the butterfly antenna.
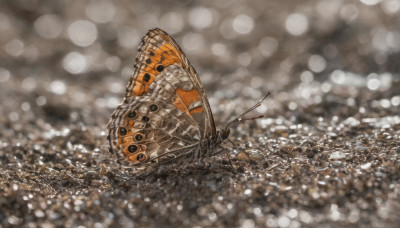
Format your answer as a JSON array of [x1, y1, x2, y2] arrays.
[[224, 91, 271, 130]]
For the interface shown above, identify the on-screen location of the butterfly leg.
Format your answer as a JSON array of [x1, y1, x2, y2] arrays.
[[203, 154, 214, 169], [223, 147, 234, 167], [227, 138, 238, 149], [218, 147, 237, 173], [224, 139, 241, 167]]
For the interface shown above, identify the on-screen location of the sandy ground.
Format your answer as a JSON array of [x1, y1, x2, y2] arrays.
[[0, 1, 399, 227]]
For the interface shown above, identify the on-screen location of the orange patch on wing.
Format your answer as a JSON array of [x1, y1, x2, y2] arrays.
[[125, 120, 135, 128], [173, 88, 202, 117], [173, 96, 190, 116], [189, 106, 204, 114], [127, 154, 137, 162], [116, 128, 136, 148], [176, 88, 201, 107], [132, 84, 145, 96], [131, 43, 183, 96], [121, 135, 137, 148]]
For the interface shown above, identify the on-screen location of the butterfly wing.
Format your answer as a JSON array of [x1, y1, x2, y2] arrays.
[[107, 28, 216, 165]]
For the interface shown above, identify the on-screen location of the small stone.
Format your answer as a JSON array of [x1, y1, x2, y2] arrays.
[[329, 151, 347, 160]]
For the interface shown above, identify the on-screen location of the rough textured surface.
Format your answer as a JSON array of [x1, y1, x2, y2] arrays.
[[0, 1, 399, 227]]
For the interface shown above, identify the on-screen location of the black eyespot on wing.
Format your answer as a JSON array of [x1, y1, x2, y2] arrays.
[[137, 153, 146, 161], [156, 65, 164, 72], [128, 145, 138, 153], [146, 59, 152, 64], [128, 111, 137, 119], [149, 51, 154, 56], [135, 134, 143, 142], [149, 104, 158, 112], [142, 116, 150, 122], [119, 127, 127, 135], [143, 73, 151, 82]]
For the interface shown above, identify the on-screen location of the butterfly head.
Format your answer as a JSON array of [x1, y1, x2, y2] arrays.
[[219, 128, 231, 141]]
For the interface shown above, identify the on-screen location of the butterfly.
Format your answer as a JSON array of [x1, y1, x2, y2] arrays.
[[107, 28, 269, 166]]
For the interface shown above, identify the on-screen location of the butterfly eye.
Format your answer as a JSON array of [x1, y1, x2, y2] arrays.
[[142, 116, 150, 122], [119, 127, 127, 135], [128, 144, 138, 153], [156, 65, 164, 72], [137, 153, 146, 161], [149, 104, 158, 112], [134, 133, 145, 142], [220, 129, 230, 140], [127, 111, 137, 119]]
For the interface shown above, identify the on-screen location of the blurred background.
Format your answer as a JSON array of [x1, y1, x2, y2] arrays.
[[0, 0, 399, 130]]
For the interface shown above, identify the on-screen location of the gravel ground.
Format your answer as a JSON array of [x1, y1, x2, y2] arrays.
[[0, 1, 399, 227]]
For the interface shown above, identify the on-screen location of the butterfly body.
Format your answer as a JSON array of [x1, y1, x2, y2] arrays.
[[107, 28, 229, 166]]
